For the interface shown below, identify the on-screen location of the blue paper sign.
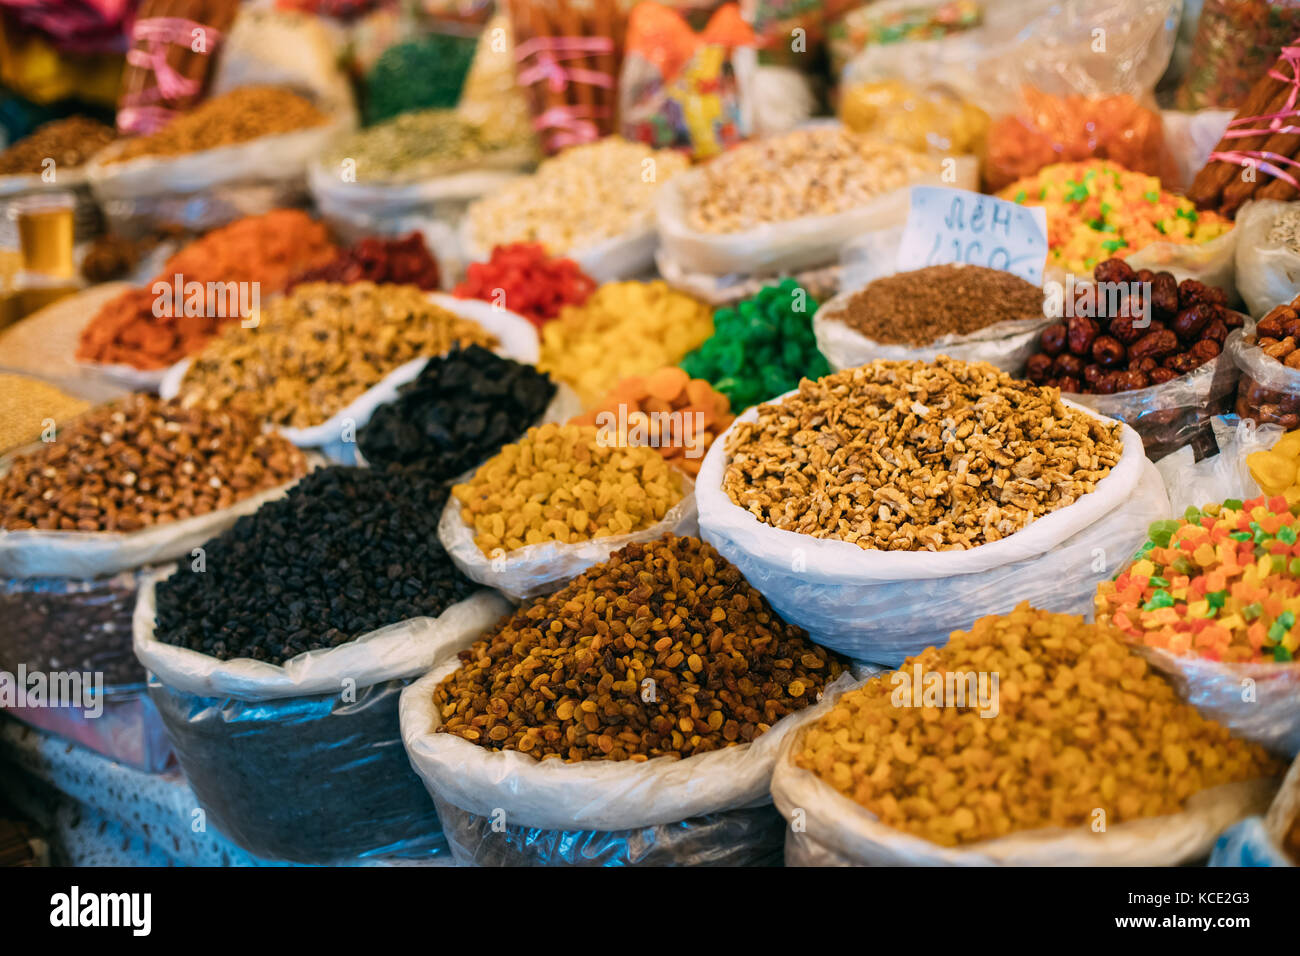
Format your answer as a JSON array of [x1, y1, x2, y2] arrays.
[[898, 186, 1049, 285]]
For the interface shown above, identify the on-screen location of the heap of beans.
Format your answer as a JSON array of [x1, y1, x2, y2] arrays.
[[434, 534, 844, 761], [1025, 258, 1242, 395], [467, 137, 688, 256], [0, 374, 88, 453], [723, 358, 1122, 551], [287, 232, 439, 291], [106, 87, 327, 164], [570, 366, 734, 477], [796, 604, 1279, 848], [452, 423, 685, 556], [154, 466, 478, 664], [539, 280, 713, 405], [0, 116, 115, 175], [1097, 496, 1300, 663], [177, 282, 498, 429], [829, 264, 1045, 345], [681, 280, 829, 412], [0, 394, 307, 533], [454, 242, 596, 328], [77, 210, 337, 370], [357, 345, 556, 477]]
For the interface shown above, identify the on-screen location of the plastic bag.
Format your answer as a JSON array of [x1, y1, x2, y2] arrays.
[[1134, 647, 1300, 758], [695, 393, 1170, 665], [772, 722, 1278, 865], [654, 152, 978, 277], [461, 216, 660, 285], [1229, 328, 1300, 430], [1209, 816, 1296, 866], [618, 3, 757, 161], [1160, 108, 1236, 195], [399, 661, 853, 866], [1155, 415, 1278, 516], [159, 293, 540, 462], [135, 574, 509, 863], [826, 0, 984, 83], [437, 478, 698, 602], [86, 118, 351, 235], [1121, 227, 1241, 304], [1234, 199, 1300, 319], [0, 464, 315, 579], [1174, 0, 1300, 111], [812, 285, 1051, 375], [838, 78, 989, 157], [1067, 345, 1242, 463], [655, 248, 842, 307]]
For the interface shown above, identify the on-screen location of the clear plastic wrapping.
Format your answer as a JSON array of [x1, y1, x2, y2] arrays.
[[695, 393, 1169, 665], [400, 663, 851, 866], [1229, 327, 1300, 430], [1230, 200, 1300, 319]]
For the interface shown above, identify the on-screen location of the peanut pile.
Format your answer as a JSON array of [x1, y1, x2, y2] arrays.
[[0, 394, 307, 533], [178, 282, 498, 429], [682, 127, 937, 233], [435, 535, 844, 761], [452, 423, 684, 556], [722, 358, 1123, 551], [795, 604, 1280, 847]]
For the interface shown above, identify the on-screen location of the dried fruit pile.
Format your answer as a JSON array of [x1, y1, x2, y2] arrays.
[[154, 466, 477, 664], [0, 394, 307, 533], [287, 232, 440, 291], [358, 345, 556, 477], [796, 604, 1280, 847], [452, 423, 685, 556], [723, 357, 1122, 551], [454, 242, 596, 327], [1096, 497, 1300, 662], [434, 535, 844, 761]]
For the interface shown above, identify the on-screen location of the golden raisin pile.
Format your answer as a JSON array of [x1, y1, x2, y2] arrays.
[[435, 535, 844, 761], [795, 604, 1280, 847], [452, 422, 685, 556], [723, 357, 1123, 551]]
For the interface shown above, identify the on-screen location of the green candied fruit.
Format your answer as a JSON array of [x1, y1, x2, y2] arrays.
[[1143, 591, 1175, 612], [1276, 645, 1295, 662]]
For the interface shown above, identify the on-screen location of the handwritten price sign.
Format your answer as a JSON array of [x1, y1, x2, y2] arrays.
[[898, 187, 1049, 285]]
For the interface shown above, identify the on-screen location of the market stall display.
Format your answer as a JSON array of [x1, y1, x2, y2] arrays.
[[838, 79, 988, 158], [136, 465, 509, 863], [401, 534, 846, 865], [539, 279, 713, 405], [464, 137, 688, 280], [773, 604, 1281, 865], [454, 242, 597, 328], [999, 160, 1234, 277], [1096, 497, 1300, 756], [1232, 295, 1300, 428], [570, 367, 734, 477], [0, 116, 115, 176], [696, 356, 1168, 662], [0, 373, 89, 453], [815, 264, 1048, 374], [356, 345, 559, 477], [286, 232, 441, 291]]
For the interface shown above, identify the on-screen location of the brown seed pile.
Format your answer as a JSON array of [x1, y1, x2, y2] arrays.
[[722, 357, 1123, 551], [0, 116, 115, 175], [106, 86, 327, 165], [0, 394, 307, 532], [832, 265, 1045, 346], [435, 535, 844, 761], [452, 423, 684, 556], [178, 282, 499, 429], [0, 374, 89, 453], [795, 604, 1281, 848]]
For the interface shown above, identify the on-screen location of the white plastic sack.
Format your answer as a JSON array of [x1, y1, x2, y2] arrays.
[[159, 293, 540, 462], [771, 724, 1278, 866], [655, 248, 843, 308], [655, 154, 978, 277], [460, 216, 659, 284], [400, 660, 855, 832], [1234, 199, 1300, 319], [1161, 109, 1236, 195], [696, 391, 1170, 664], [438, 477, 698, 603], [133, 571, 510, 701], [1067, 343, 1243, 462], [813, 285, 1051, 375], [1155, 415, 1277, 516], [1114, 228, 1240, 301], [0, 457, 319, 580], [1134, 649, 1300, 759], [73, 360, 168, 395]]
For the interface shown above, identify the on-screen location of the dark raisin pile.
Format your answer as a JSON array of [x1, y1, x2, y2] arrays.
[[154, 466, 478, 664], [357, 344, 556, 478]]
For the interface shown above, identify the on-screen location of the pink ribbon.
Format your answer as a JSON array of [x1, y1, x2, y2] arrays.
[[125, 16, 224, 103], [1208, 44, 1300, 188], [533, 106, 604, 151]]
